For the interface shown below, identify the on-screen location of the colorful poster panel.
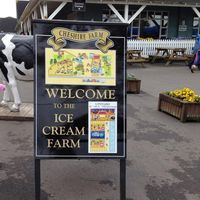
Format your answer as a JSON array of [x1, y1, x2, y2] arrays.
[[88, 102, 117, 154], [45, 48, 116, 86]]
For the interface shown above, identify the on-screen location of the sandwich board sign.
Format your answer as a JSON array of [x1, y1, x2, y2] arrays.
[[33, 20, 126, 158]]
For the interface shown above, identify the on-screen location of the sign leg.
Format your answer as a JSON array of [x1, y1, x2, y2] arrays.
[[35, 159, 41, 200], [120, 158, 126, 200]]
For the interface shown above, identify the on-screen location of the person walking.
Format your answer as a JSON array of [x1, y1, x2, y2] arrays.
[[189, 34, 200, 73]]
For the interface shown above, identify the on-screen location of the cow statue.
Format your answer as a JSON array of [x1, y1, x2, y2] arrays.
[[0, 33, 33, 112]]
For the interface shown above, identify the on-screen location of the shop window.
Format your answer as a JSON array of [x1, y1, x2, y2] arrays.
[[141, 12, 147, 19], [161, 28, 167, 35], [130, 11, 169, 39], [102, 9, 123, 23], [102, 10, 169, 39]]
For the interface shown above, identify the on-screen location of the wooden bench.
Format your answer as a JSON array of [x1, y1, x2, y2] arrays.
[[166, 48, 190, 65], [151, 47, 191, 65], [127, 50, 148, 67], [150, 48, 170, 63]]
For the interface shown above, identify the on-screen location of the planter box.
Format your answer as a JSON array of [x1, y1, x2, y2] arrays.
[[127, 79, 141, 94], [158, 93, 200, 122]]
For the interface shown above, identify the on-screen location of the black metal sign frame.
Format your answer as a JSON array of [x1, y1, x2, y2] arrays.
[[33, 19, 127, 200], [34, 20, 126, 159]]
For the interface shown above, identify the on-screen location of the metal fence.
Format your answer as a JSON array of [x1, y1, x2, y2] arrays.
[[127, 39, 195, 57]]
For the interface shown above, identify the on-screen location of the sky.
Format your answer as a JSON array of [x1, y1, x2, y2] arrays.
[[0, 0, 17, 18]]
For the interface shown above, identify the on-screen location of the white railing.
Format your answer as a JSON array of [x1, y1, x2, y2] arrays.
[[127, 39, 195, 57]]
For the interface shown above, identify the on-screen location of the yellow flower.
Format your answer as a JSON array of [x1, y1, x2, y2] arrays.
[[167, 88, 200, 102]]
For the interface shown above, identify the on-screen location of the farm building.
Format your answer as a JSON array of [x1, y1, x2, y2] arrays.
[[16, 0, 200, 39]]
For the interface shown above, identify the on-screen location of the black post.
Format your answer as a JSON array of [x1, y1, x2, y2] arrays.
[[35, 159, 41, 200], [120, 158, 126, 200]]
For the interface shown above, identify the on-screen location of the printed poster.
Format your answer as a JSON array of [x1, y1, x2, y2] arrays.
[[88, 102, 117, 154], [45, 48, 116, 86]]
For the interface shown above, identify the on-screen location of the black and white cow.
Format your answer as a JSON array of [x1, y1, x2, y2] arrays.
[[0, 33, 33, 112]]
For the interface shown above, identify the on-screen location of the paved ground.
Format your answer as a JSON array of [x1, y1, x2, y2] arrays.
[[0, 63, 200, 200]]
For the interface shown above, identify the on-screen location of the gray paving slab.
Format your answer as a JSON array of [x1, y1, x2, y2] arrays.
[[0, 64, 200, 200]]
